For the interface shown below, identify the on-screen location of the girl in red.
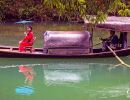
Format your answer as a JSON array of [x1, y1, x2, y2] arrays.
[[19, 26, 34, 52]]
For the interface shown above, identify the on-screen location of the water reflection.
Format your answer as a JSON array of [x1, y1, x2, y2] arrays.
[[87, 84, 130, 99], [16, 65, 35, 95], [15, 86, 34, 95], [42, 63, 130, 99], [18, 65, 35, 85], [0, 62, 130, 99], [43, 69, 91, 85], [42, 63, 114, 85]]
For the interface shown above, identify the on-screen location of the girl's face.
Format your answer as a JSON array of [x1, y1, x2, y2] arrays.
[[26, 27, 32, 32], [18, 65, 26, 72]]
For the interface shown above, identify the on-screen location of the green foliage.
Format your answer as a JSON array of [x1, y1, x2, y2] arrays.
[[0, 0, 129, 23], [117, 1, 130, 16], [44, 0, 130, 24], [18, 7, 37, 19], [118, 9, 130, 16], [0, 0, 5, 22]]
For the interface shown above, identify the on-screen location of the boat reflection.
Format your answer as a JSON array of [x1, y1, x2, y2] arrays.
[[43, 63, 92, 85], [42, 62, 125, 86]]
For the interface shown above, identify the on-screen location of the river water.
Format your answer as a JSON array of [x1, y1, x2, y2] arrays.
[[0, 23, 130, 100]]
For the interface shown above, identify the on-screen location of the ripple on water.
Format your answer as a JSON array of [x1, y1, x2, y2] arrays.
[[87, 84, 130, 99]]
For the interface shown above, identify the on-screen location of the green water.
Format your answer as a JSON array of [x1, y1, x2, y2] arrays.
[[0, 23, 130, 100], [0, 58, 130, 100]]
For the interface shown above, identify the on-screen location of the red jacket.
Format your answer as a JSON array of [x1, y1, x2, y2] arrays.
[[21, 31, 34, 45]]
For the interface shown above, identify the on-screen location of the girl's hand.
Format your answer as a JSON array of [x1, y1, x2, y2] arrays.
[[24, 32, 27, 35]]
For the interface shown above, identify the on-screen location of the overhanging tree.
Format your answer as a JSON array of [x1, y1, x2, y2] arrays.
[[44, 0, 130, 24]]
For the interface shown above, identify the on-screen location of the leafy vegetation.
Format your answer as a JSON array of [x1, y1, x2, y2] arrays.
[[0, 0, 130, 23]]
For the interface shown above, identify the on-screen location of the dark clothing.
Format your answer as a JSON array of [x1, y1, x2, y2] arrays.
[[102, 34, 118, 51], [119, 32, 127, 49], [110, 34, 118, 46]]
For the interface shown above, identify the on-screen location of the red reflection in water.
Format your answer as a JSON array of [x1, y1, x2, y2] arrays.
[[18, 65, 35, 85]]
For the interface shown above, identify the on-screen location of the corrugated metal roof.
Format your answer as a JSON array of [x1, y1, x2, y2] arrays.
[[85, 16, 130, 32]]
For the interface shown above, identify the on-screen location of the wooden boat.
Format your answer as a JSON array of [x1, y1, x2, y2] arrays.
[[0, 44, 130, 58], [1, 16, 130, 58]]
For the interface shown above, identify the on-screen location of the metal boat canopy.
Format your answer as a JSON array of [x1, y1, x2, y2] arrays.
[[43, 31, 92, 55], [85, 16, 130, 49], [85, 16, 130, 32]]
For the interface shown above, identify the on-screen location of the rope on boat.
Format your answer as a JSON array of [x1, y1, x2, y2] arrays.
[[107, 46, 130, 68]]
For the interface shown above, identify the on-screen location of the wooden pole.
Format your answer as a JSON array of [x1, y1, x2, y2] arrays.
[[107, 46, 130, 68]]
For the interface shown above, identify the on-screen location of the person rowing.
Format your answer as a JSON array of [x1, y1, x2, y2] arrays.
[[100, 30, 119, 51]]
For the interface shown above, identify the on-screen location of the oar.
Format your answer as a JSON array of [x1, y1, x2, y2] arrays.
[[107, 46, 130, 68]]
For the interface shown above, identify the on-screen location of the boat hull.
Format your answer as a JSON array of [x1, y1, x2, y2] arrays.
[[0, 45, 129, 58]]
